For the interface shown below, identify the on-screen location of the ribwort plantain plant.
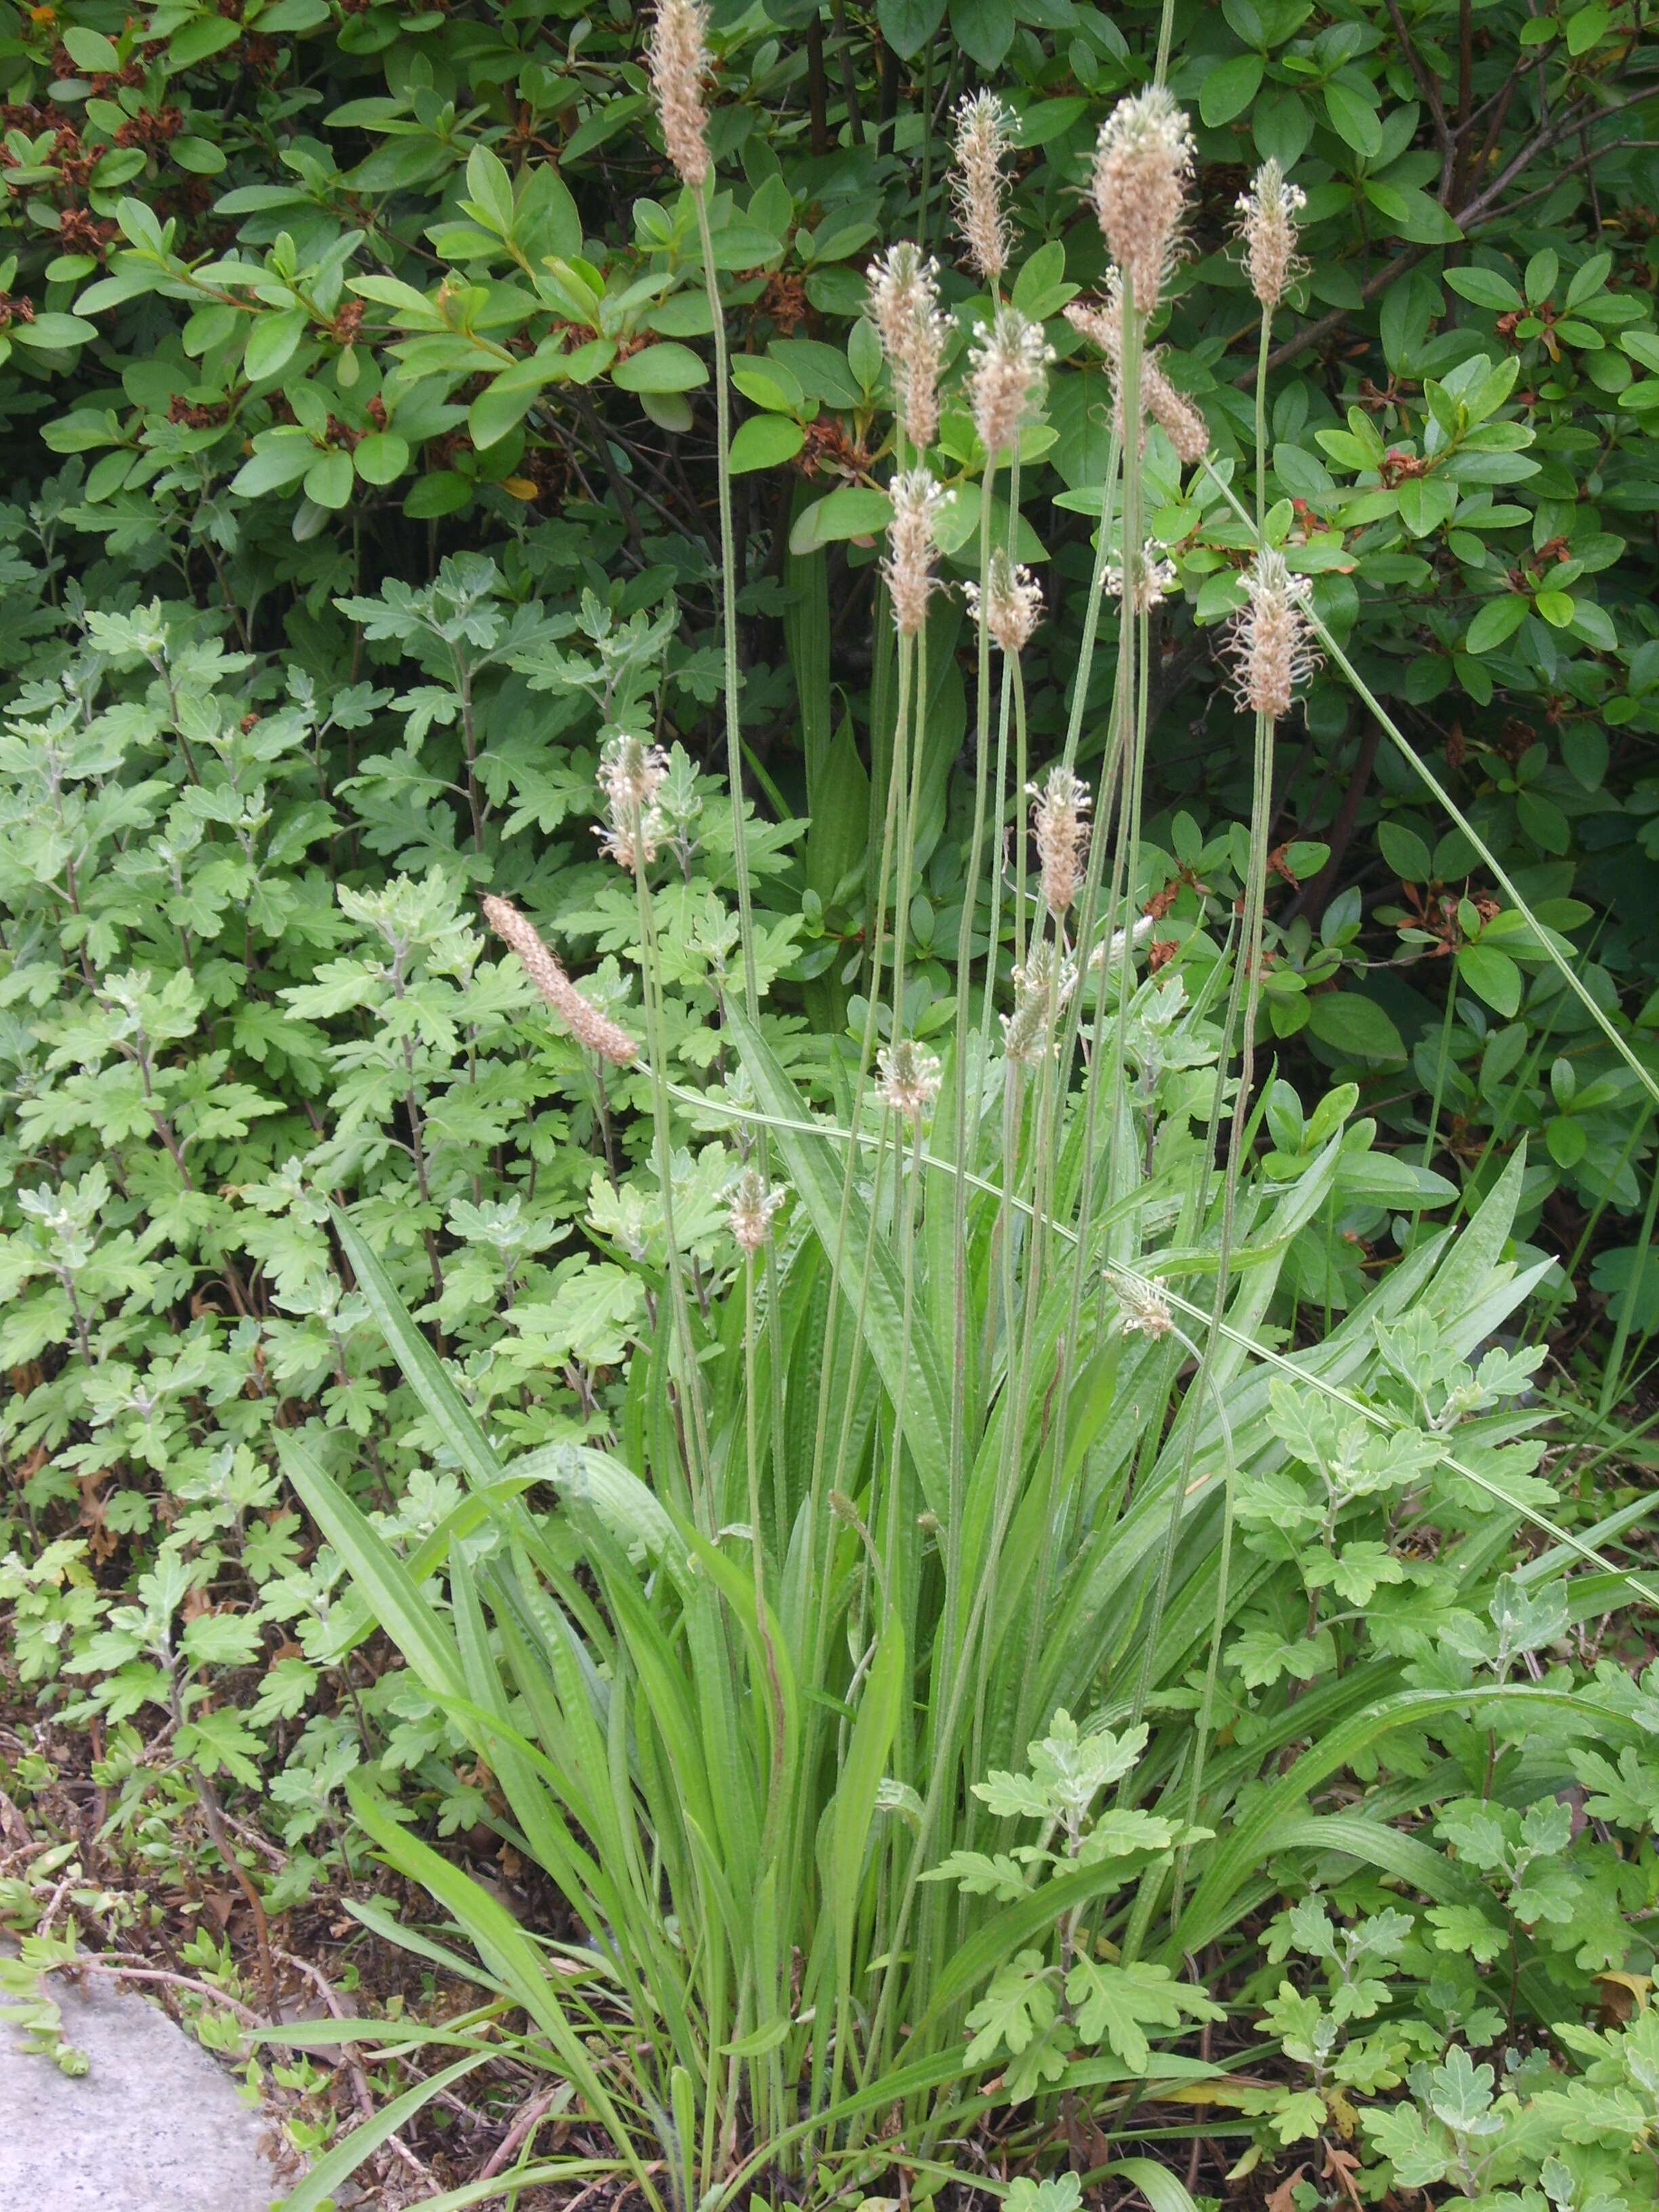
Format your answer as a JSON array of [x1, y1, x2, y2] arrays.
[[272, 28, 1659, 2212]]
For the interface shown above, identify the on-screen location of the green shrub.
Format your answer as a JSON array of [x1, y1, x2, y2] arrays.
[[5, 0, 1658, 1311]]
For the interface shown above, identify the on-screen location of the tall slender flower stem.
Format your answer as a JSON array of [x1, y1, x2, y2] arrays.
[[1170, 704, 1271, 1909], [1128, 306, 1276, 1736], [1011, 657, 1031, 977], [790, 623, 916, 2102], [1099, 290, 1147, 1219], [944, 460, 999, 1661], [1061, 432, 1121, 776], [634, 846, 715, 1525], [1010, 647, 1137, 1756], [890, 626, 928, 1044], [1254, 311, 1271, 531], [695, 189, 760, 1023], [977, 449, 1023, 1077], [807, 634, 914, 1516], [1202, 457, 1659, 1116], [1153, 0, 1180, 83]]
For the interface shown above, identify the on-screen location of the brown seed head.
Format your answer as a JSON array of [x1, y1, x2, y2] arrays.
[[884, 468, 952, 638], [1229, 550, 1319, 721], [866, 242, 946, 452], [1064, 284, 1208, 464], [1029, 764, 1092, 916], [1090, 89, 1193, 316], [481, 895, 638, 1065], [968, 303, 1052, 459], [648, 0, 712, 189], [1236, 159, 1307, 312], [951, 90, 1015, 288], [596, 817, 664, 871]]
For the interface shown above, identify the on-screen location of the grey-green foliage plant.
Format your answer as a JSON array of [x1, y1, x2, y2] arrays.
[[0, 536, 811, 1913], [266, 38, 1659, 2212]]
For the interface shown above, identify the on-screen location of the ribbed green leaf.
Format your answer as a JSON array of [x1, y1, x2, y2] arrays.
[[1173, 1685, 1645, 1954], [346, 1778, 657, 2199], [276, 1432, 466, 1701], [827, 1617, 903, 1990], [332, 1207, 504, 1487], [724, 1008, 952, 1511]]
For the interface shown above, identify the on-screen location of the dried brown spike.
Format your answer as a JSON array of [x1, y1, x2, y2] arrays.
[[482, 895, 638, 1066]]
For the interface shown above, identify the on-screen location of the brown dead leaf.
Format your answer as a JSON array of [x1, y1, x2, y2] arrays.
[[1323, 2139, 1365, 2209], [1597, 1969, 1652, 2026], [76, 1468, 120, 1563]]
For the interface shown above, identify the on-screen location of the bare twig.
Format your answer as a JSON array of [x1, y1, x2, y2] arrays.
[[477, 2085, 564, 2180], [1284, 720, 1384, 928], [1382, 0, 1453, 184], [1452, 0, 1475, 196], [1486, 137, 1659, 226], [1465, 52, 1529, 193], [276, 1949, 434, 2182], [1242, 86, 1659, 388], [42, 1957, 265, 2026], [830, 0, 863, 144]]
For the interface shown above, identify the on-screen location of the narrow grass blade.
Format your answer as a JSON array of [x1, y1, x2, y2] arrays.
[[347, 1777, 659, 2201], [275, 2047, 493, 2212], [277, 1432, 466, 1700], [332, 1206, 504, 1487], [724, 1006, 953, 1508]]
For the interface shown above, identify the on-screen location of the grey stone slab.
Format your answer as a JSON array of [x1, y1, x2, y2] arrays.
[[0, 1967, 285, 2209]]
